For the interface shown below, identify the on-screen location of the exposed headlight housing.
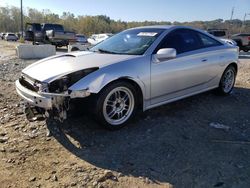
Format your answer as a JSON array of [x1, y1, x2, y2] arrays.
[[36, 82, 49, 92], [19, 74, 48, 92], [49, 67, 98, 93]]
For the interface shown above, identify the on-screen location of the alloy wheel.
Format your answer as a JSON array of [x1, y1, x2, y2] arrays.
[[103, 87, 135, 126], [221, 68, 235, 93]]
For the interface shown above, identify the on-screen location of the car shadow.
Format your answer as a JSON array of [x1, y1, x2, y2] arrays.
[[46, 87, 250, 188]]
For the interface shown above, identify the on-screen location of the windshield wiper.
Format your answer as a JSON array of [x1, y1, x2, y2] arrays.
[[96, 48, 118, 54]]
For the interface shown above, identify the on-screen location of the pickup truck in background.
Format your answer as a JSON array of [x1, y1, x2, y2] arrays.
[[207, 29, 236, 46], [231, 33, 250, 52], [208, 29, 229, 38], [25, 23, 76, 47]]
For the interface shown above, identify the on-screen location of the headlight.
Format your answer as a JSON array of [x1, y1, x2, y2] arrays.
[[49, 67, 98, 93], [36, 82, 49, 92]]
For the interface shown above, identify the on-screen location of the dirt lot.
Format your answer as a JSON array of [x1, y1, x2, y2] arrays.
[[0, 40, 250, 188]]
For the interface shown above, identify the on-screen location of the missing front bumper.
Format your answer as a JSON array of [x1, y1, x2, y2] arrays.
[[16, 80, 91, 122], [16, 80, 53, 109]]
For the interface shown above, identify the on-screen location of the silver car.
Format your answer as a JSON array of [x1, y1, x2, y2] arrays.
[[5, 33, 18, 41], [16, 26, 239, 129]]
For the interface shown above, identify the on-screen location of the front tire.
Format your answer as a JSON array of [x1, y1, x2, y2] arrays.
[[217, 66, 236, 95], [93, 81, 137, 130]]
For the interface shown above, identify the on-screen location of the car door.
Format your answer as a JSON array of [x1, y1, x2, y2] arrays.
[[150, 29, 222, 105]]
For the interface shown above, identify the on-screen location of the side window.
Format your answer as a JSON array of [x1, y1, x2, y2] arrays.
[[197, 33, 222, 48], [157, 29, 201, 54]]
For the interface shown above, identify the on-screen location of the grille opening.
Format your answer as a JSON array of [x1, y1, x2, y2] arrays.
[[19, 77, 39, 92]]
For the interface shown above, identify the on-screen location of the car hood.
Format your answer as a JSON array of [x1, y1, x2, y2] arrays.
[[22, 51, 137, 82]]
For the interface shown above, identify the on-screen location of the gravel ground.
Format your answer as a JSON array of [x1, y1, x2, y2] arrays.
[[0, 40, 250, 188]]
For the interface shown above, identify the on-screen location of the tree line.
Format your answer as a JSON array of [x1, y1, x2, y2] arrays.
[[0, 6, 249, 36]]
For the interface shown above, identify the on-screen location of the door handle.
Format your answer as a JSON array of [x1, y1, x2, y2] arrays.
[[201, 59, 207, 62]]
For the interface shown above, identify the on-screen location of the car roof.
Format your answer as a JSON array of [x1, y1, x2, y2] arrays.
[[232, 33, 250, 36], [128, 25, 201, 31], [128, 25, 220, 38], [207, 29, 228, 31], [133, 25, 174, 29]]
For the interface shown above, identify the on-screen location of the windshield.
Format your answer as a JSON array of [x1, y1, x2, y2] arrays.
[[90, 28, 164, 55]]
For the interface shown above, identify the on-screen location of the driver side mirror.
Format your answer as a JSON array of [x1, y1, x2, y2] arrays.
[[155, 48, 177, 61]]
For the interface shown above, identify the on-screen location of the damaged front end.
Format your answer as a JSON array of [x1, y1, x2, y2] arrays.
[[16, 68, 97, 122], [39, 89, 90, 122]]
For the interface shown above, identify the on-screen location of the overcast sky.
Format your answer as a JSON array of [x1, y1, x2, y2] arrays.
[[1, 0, 250, 22]]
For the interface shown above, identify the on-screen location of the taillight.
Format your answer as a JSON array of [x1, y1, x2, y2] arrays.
[[248, 36, 250, 41]]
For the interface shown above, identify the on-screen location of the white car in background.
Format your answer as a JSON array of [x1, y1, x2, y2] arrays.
[[76, 34, 88, 44], [87, 33, 113, 45], [5, 33, 18, 41]]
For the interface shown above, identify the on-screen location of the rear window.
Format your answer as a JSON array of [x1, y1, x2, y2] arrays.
[[8, 34, 15, 36], [54, 25, 64, 32], [43, 24, 54, 31], [209, 31, 226, 37], [43, 24, 64, 32]]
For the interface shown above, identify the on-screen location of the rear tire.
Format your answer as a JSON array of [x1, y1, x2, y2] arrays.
[[216, 66, 236, 95], [92, 81, 138, 130]]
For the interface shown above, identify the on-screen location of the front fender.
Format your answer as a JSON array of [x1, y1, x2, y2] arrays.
[[68, 56, 150, 102]]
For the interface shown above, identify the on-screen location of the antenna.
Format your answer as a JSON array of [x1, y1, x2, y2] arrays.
[[241, 13, 250, 33], [228, 7, 234, 37], [20, 0, 24, 38], [230, 7, 235, 21]]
